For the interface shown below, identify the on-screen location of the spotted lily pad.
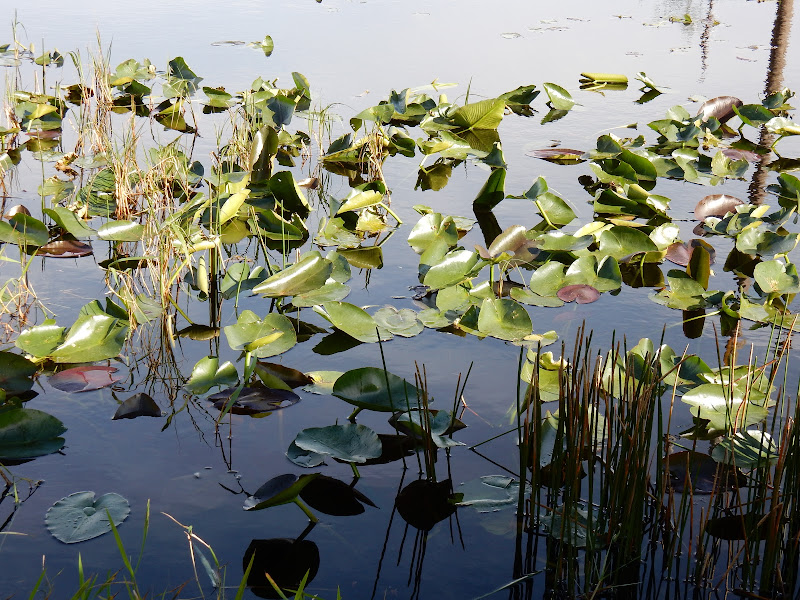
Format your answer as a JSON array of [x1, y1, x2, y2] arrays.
[[45, 491, 130, 544]]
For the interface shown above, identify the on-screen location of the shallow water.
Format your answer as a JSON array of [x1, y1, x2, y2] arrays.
[[1, 0, 799, 598]]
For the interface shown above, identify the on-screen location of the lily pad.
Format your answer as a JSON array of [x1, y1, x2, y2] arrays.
[[333, 367, 423, 412], [302, 371, 343, 395], [45, 491, 130, 544], [184, 356, 239, 395], [49, 366, 122, 393], [557, 284, 601, 304], [223, 311, 296, 358], [711, 430, 778, 469], [209, 386, 300, 414], [252, 253, 332, 297], [476, 298, 533, 341], [695, 194, 744, 220], [291, 423, 382, 464], [299, 475, 376, 516], [313, 302, 391, 343], [243, 473, 318, 511]]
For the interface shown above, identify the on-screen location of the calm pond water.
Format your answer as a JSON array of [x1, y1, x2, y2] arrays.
[[1, 0, 800, 598]]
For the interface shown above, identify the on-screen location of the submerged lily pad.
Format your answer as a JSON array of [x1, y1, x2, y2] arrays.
[[209, 386, 300, 415], [46, 491, 130, 544]]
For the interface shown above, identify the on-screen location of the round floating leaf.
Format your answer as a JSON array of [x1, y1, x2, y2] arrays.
[[46, 491, 130, 544], [313, 302, 391, 343], [373, 306, 423, 338], [681, 384, 769, 432], [292, 424, 382, 464], [695, 194, 744, 220], [711, 430, 778, 469], [286, 440, 327, 468], [557, 284, 601, 304], [598, 226, 658, 259], [49, 366, 122, 393], [422, 249, 481, 291], [112, 393, 162, 420], [754, 260, 800, 295], [543, 82, 575, 111], [302, 371, 343, 395], [457, 475, 524, 511], [333, 367, 423, 412], [291, 282, 350, 307], [476, 298, 532, 341], [0, 407, 66, 460], [209, 386, 300, 415], [243, 473, 318, 511]]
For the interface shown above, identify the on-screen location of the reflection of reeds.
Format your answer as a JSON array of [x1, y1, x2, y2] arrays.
[[500, 325, 800, 599]]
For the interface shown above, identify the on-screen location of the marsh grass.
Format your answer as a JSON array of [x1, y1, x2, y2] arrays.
[[487, 324, 800, 599]]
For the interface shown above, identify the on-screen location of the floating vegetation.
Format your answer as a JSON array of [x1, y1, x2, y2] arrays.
[[0, 17, 799, 599]]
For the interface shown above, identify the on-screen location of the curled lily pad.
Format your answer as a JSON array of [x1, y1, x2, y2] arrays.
[[243, 473, 318, 511], [694, 194, 744, 220], [37, 239, 93, 258], [184, 356, 239, 395], [112, 393, 162, 420], [254, 362, 312, 389], [209, 386, 300, 415], [313, 302, 391, 343], [557, 284, 601, 304], [46, 491, 130, 544], [49, 366, 123, 393], [252, 253, 332, 297], [697, 96, 742, 123], [526, 148, 585, 164]]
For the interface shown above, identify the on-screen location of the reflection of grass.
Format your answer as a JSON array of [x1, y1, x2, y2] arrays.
[[490, 326, 800, 598]]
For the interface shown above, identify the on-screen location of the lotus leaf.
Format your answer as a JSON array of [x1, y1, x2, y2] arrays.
[[45, 491, 130, 544]]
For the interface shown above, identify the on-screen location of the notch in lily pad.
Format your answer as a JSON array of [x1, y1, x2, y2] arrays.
[[332, 367, 425, 419], [287, 423, 382, 478], [46, 491, 130, 543]]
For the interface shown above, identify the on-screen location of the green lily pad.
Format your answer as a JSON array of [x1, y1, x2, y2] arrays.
[[291, 423, 382, 464], [543, 82, 575, 111], [0, 351, 37, 395], [252, 253, 332, 297], [373, 306, 424, 338], [476, 298, 532, 341], [185, 356, 239, 395], [313, 302, 391, 343], [753, 260, 800, 295], [243, 474, 319, 511], [681, 384, 770, 432], [223, 311, 296, 358], [423, 249, 481, 290], [46, 491, 130, 544], [291, 282, 351, 308], [333, 367, 423, 412], [711, 430, 778, 470], [17, 311, 128, 364], [456, 475, 524, 511], [97, 220, 145, 242]]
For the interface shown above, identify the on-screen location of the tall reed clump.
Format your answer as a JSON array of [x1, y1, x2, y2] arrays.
[[507, 325, 800, 599]]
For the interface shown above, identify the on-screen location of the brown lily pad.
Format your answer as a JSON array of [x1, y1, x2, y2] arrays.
[[557, 284, 601, 304], [665, 239, 716, 267], [697, 96, 743, 123], [694, 194, 744, 221], [209, 386, 300, 415], [37, 239, 93, 258]]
